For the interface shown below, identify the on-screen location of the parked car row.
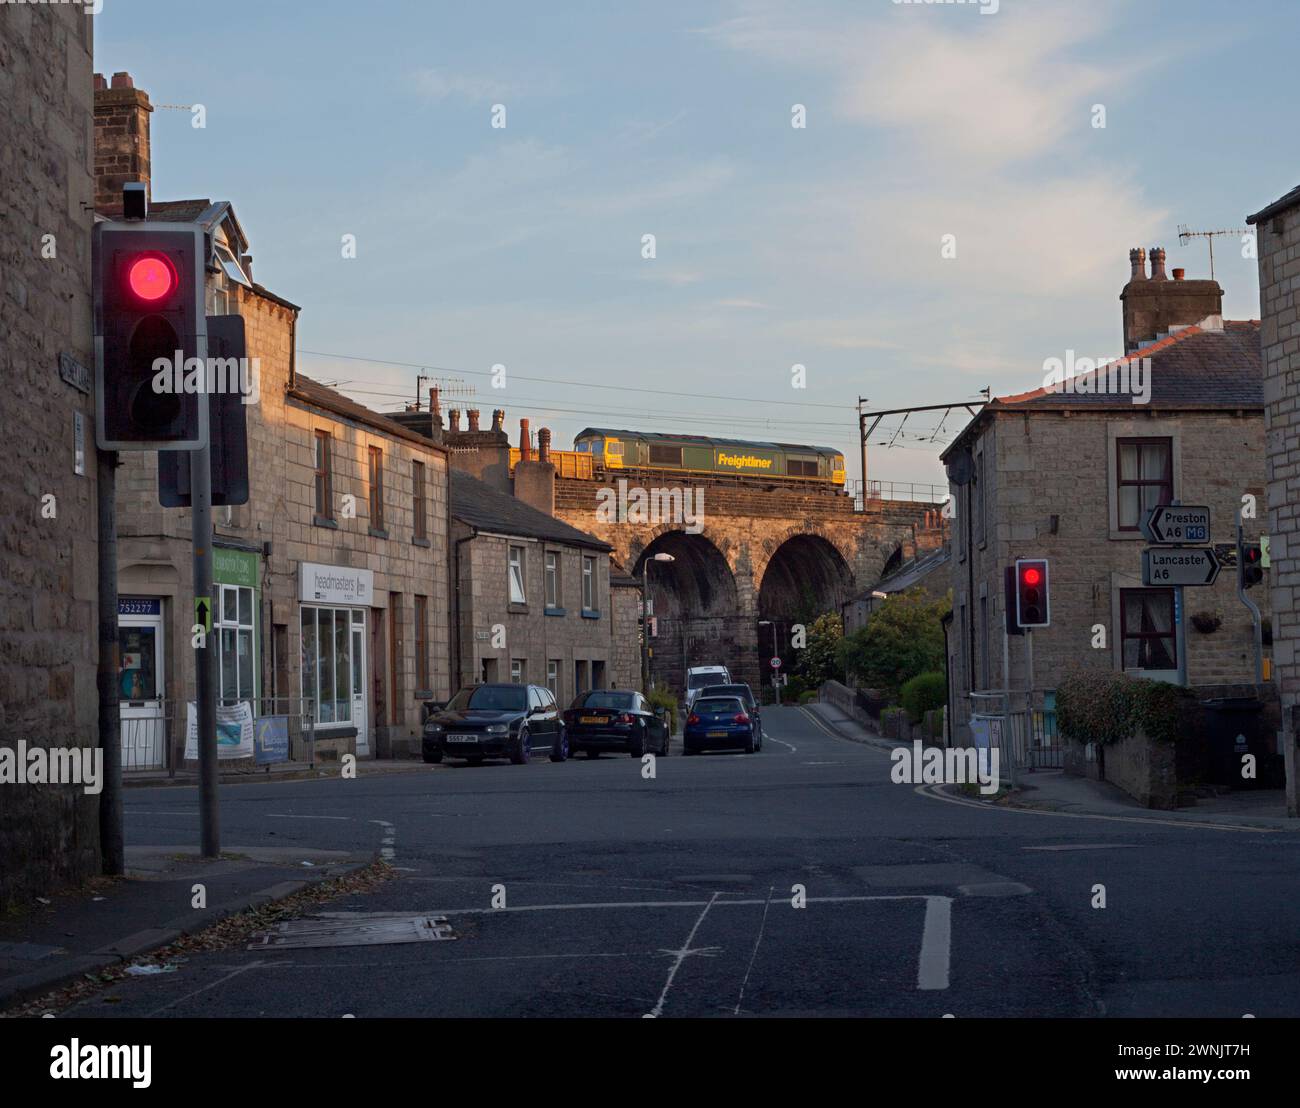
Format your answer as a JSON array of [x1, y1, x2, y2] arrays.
[[422, 668, 764, 765]]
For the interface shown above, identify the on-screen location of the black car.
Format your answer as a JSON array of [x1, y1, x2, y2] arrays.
[[698, 683, 763, 749], [563, 689, 670, 758], [422, 683, 567, 765]]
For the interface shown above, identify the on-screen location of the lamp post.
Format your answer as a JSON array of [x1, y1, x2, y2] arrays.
[[641, 553, 674, 693], [758, 619, 781, 705]]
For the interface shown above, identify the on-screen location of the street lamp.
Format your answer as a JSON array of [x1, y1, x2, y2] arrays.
[[758, 619, 781, 705], [642, 553, 674, 692]]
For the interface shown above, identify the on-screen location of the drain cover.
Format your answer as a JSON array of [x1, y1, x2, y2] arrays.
[[248, 915, 455, 950]]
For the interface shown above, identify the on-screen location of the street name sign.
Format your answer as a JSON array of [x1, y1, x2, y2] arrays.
[[1142, 505, 1211, 545], [1142, 547, 1221, 586]]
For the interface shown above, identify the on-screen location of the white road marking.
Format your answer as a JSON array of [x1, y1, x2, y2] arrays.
[[1023, 844, 1138, 851], [644, 892, 721, 1019], [317, 894, 939, 917], [918, 896, 952, 990], [370, 819, 397, 861], [765, 734, 797, 753], [266, 813, 352, 820], [143, 960, 269, 1018], [913, 782, 1279, 834], [733, 886, 775, 1015]]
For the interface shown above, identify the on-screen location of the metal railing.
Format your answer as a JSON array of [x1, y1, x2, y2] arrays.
[[967, 689, 1061, 780], [120, 696, 317, 776], [849, 478, 949, 509]]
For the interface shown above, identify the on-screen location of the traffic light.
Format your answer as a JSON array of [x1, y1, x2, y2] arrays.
[[1015, 558, 1050, 627], [1242, 542, 1264, 589], [94, 221, 208, 450]]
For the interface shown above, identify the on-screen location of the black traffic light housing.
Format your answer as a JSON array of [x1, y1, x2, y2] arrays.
[[94, 221, 208, 450], [1014, 558, 1050, 628], [1242, 542, 1264, 589]]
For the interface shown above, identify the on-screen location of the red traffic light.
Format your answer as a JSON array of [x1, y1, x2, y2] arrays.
[[126, 252, 178, 303], [1021, 567, 1041, 586]]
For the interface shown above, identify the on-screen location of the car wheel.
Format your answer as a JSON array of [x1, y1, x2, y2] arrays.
[[683, 743, 696, 756], [422, 751, 443, 765], [510, 728, 530, 765], [743, 732, 756, 754], [661, 735, 670, 757], [549, 726, 569, 763]]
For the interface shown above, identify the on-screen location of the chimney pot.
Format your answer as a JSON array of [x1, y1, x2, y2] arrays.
[[111, 71, 135, 90], [1149, 246, 1168, 281], [467, 409, 480, 432], [1128, 247, 1147, 280], [94, 73, 107, 92], [449, 409, 461, 432], [538, 428, 552, 464], [429, 386, 441, 417], [520, 419, 532, 462], [1172, 267, 1185, 281], [490, 409, 504, 433]]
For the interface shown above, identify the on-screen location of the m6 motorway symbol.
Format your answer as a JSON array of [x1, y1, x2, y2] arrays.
[[1142, 505, 1211, 545], [1141, 547, 1221, 587]]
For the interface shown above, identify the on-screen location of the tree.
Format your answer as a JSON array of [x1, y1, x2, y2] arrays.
[[838, 588, 951, 699], [795, 612, 843, 690]]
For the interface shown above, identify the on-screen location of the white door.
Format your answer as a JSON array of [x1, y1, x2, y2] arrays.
[[119, 599, 165, 771], [352, 611, 368, 755]]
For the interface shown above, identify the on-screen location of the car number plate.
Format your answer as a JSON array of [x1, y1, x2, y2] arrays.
[[707, 730, 727, 738], [447, 734, 479, 743], [580, 716, 605, 724]]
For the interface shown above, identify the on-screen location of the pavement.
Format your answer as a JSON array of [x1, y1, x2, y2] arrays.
[[806, 700, 1298, 832], [0, 844, 372, 1009], [6, 703, 1300, 1017], [123, 758, 430, 788]]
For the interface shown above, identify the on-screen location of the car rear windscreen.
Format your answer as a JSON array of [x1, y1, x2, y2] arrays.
[[688, 671, 727, 689], [576, 691, 636, 710], [694, 698, 743, 714]]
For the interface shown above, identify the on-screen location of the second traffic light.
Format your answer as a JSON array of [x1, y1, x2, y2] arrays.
[[1242, 542, 1264, 589], [94, 221, 208, 451], [1015, 558, 1051, 628]]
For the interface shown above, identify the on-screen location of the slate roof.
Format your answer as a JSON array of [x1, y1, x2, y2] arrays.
[[451, 470, 612, 552], [941, 322, 1261, 462], [1248, 184, 1300, 225], [291, 375, 446, 453]]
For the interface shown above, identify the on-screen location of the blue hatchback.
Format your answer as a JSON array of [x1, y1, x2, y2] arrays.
[[683, 695, 758, 755]]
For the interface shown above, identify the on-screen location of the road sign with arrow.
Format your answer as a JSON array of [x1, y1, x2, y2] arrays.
[[195, 596, 212, 633], [1142, 505, 1211, 545], [1142, 547, 1221, 586]]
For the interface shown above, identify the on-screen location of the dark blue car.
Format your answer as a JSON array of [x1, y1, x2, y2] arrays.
[[683, 695, 758, 755]]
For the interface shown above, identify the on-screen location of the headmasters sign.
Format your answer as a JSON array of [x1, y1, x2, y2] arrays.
[[300, 562, 374, 605]]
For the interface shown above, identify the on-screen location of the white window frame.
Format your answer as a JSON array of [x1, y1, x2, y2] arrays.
[[511, 658, 524, 684], [218, 584, 256, 709], [547, 660, 559, 697], [509, 545, 527, 604], [582, 556, 595, 611], [545, 551, 559, 608]]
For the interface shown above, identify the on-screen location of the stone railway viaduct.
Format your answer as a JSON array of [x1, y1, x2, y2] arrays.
[[429, 408, 945, 695]]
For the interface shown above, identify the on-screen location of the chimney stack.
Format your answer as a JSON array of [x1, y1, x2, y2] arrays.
[[467, 409, 480, 432], [1129, 247, 1147, 280], [1120, 245, 1222, 352], [94, 71, 153, 217], [513, 421, 555, 517], [538, 427, 552, 464], [519, 419, 532, 462]]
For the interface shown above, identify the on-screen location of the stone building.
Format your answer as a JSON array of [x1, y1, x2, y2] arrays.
[[409, 407, 640, 700], [1248, 185, 1300, 816], [101, 77, 451, 766], [0, 4, 100, 908], [942, 248, 1268, 747]]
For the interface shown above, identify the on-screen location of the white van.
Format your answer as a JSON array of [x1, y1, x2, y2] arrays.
[[685, 665, 731, 711]]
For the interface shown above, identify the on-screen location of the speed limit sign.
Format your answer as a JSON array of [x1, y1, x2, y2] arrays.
[[770, 657, 782, 670]]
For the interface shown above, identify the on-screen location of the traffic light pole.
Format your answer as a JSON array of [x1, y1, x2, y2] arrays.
[[192, 406, 220, 858], [96, 449, 124, 875], [1236, 508, 1264, 686]]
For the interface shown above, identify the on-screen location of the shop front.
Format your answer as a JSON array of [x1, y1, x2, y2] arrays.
[[299, 562, 372, 757]]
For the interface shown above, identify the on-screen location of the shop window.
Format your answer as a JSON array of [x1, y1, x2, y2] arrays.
[[301, 606, 359, 725], [218, 584, 256, 708]]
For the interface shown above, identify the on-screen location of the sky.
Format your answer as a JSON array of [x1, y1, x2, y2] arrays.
[[97, 0, 1300, 493]]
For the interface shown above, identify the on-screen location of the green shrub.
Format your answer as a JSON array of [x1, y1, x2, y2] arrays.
[[647, 686, 679, 735], [1056, 668, 1196, 746], [900, 671, 946, 723], [838, 588, 951, 699], [798, 689, 818, 704]]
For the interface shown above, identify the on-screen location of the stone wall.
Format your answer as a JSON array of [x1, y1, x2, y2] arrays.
[[1252, 193, 1300, 816], [0, 3, 100, 909], [950, 407, 1269, 742]]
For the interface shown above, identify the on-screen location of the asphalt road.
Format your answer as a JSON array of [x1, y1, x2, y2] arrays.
[[70, 706, 1300, 1018]]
